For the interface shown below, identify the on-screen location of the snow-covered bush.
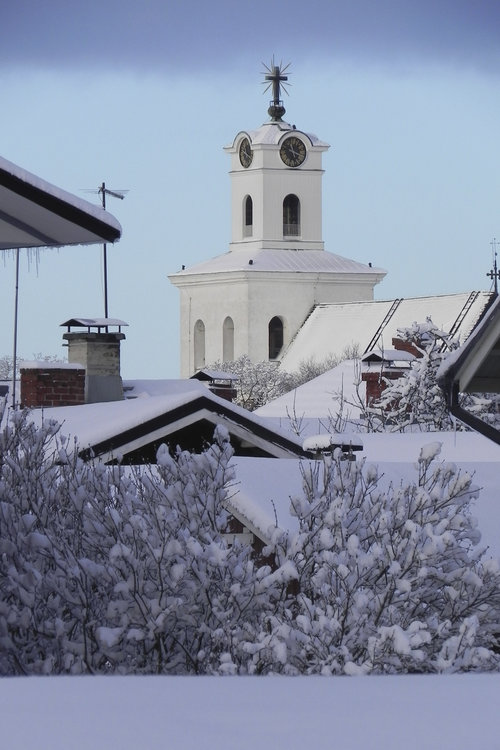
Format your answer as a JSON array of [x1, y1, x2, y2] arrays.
[[210, 349, 359, 411], [208, 355, 293, 410], [364, 320, 500, 432], [1, 400, 499, 676], [0, 402, 273, 675], [364, 320, 457, 431], [248, 443, 500, 675]]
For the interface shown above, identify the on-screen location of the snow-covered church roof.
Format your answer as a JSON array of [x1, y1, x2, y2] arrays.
[[170, 247, 385, 278], [227, 119, 329, 150], [280, 292, 493, 372]]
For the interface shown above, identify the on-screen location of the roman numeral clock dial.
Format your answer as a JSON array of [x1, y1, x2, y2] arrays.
[[280, 136, 306, 167], [239, 137, 253, 168]]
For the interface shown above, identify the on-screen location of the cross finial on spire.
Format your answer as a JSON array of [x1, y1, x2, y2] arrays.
[[262, 59, 291, 121]]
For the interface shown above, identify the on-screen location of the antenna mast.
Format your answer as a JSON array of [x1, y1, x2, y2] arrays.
[[98, 182, 126, 318]]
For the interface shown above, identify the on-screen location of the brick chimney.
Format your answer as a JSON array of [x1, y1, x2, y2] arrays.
[[189, 369, 238, 402], [361, 344, 417, 407], [20, 363, 85, 408], [19, 319, 128, 409]]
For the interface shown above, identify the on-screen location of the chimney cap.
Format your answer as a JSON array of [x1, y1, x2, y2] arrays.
[[61, 317, 128, 333]]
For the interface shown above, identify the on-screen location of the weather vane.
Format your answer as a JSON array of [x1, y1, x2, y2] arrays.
[[487, 237, 500, 297], [262, 58, 291, 121]]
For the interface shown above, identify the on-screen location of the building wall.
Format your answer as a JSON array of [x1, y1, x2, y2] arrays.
[[228, 139, 325, 252], [177, 271, 378, 376], [20, 366, 85, 408]]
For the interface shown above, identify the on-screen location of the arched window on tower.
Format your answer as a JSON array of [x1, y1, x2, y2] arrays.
[[243, 195, 253, 237], [194, 319, 206, 371], [283, 194, 300, 237], [268, 316, 284, 360], [223, 316, 234, 362]]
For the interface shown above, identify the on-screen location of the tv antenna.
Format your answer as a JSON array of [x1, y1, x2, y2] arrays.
[[487, 237, 499, 297], [84, 182, 128, 317]]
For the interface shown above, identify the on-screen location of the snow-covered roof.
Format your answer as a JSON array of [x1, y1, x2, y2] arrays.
[[0, 154, 121, 250], [280, 292, 493, 372], [20, 361, 83, 370], [170, 247, 385, 278], [362, 349, 416, 363], [227, 120, 329, 150], [302, 432, 363, 453], [438, 294, 500, 394], [256, 359, 365, 423], [29, 379, 308, 462], [191, 369, 238, 382]]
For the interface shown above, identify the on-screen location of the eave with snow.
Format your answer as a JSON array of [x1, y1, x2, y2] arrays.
[[0, 153, 122, 407], [0, 155, 121, 250], [30, 379, 311, 464], [438, 294, 500, 444]]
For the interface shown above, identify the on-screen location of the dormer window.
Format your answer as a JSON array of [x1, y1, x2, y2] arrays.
[[283, 194, 300, 237], [243, 195, 253, 237]]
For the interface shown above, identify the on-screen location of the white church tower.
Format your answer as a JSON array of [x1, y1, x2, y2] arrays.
[[170, 63, 386, 377]]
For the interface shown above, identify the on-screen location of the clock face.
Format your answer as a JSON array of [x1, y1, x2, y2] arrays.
[[280, 136, 306, 167], [239, 137, 253, 168]]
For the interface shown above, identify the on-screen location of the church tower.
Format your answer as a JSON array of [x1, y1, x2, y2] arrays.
[[170, 63, 385, 377]]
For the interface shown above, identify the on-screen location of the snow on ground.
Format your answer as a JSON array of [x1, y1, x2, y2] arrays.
[[1, 673, 499, 750]]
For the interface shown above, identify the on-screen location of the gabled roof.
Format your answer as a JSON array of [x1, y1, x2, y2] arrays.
[[0, 154, 121, 250], [29, 380, 309, 463], [439, 296, 500, 394], [280, 292, 493, 371]]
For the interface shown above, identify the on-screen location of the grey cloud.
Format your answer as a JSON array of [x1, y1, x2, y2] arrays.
[[2, 0, 500, 74]]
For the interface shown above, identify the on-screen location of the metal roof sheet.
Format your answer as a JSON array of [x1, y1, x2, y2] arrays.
[[61, 318, 129, 328], [170, 248, 385, 277], [280, 292, 493, 372]]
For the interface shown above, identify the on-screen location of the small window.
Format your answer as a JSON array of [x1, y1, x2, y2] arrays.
[[283, 194, 300, 237], [243, 195, 253, 237], [223, 316, 234, 362], [194, 319, 206, 370], [269, 317, 284, 360]]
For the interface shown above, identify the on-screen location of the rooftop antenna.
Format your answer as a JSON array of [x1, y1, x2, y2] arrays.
[[262, 58, 291, 121], [487, 237, 499, 297], [84, 183, 128, 318]]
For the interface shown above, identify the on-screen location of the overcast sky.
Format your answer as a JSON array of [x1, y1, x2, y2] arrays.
[[1, 1, 500, 378]]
